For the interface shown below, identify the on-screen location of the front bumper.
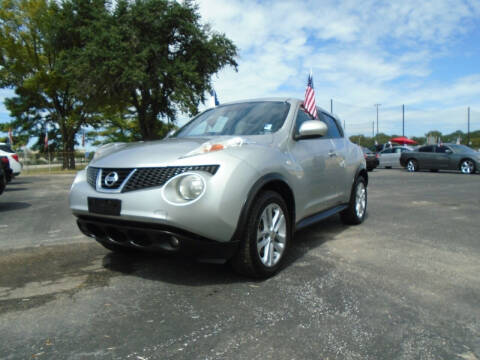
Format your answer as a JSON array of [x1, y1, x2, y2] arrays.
[[70, 160, 259, 244], [76, 215, 239, 259]]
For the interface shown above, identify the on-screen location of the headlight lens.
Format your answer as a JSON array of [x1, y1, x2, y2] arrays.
[[177, 174, 205, 200]]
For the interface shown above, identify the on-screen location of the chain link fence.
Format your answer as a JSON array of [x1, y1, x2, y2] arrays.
[[18, 151, 90, 174]]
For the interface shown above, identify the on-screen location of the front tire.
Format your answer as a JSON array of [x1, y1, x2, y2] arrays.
[[460, 159, 475, 174], [340, 176, 367, 225], [231, 191, 291, 278]]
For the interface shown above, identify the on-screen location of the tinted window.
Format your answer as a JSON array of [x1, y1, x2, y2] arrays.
[[419, 146, 434, 152], [0, 145, 14, 153], [435, 145, 451, 153], [393, 148, 403, 154], [381, 148, 393, 154], [321, 113, 342, 138], [175, 102, 290, 137], [295, 108, 314, 135]]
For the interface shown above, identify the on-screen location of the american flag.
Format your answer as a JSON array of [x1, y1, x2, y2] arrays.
[[8, 128, 13, 145], [304, 72, 317, 119], [44, 129, 48, 151]]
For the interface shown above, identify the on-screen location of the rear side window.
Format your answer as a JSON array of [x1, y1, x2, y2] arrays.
[[321, 113, 342, 138], [419, 146, 434, 152], [435, 145, 451, 153], [381, 148, 393, 154], [0, 145, 14, 153]]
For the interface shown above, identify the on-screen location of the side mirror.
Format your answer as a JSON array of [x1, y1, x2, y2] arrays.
[[297, 120, 328, 139]]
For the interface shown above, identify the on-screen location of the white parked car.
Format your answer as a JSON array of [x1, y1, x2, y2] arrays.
[[378, 146, 412, 168], [0, 143, 22, 177]]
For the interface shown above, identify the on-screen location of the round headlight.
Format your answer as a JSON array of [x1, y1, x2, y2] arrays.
[[177, 174, 205, 200]]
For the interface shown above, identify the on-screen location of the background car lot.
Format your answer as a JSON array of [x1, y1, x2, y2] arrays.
[[0, 171, 479, 359]]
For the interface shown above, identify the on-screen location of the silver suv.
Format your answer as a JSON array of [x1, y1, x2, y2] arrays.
[[70, 98, 368, 277]]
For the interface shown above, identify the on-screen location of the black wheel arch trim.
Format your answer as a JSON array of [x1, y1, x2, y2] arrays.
[[354, 165, 368, 186], [230, 173, 296, 242]]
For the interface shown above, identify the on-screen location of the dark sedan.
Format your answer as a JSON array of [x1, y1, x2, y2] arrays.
[[400, 143, 480, 174], [362, 147, 379, 171]]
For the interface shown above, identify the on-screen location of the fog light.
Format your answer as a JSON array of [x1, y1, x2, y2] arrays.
[[177, 174, 205, 200]]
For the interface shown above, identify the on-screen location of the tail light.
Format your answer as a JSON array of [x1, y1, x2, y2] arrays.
[[376, 153, 380, 159], [1, 157, 9, 164], [363, 154, 368, 159], [12, 154, 19, 162]]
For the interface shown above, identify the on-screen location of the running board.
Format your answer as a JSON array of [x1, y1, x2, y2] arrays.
[[295, 204, 348, 231]]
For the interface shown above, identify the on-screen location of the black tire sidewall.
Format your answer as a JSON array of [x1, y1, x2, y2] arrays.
[[247, 191, 291, 277]]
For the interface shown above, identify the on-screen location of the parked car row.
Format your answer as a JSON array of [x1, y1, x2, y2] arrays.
[[367, 142, 479, 175]]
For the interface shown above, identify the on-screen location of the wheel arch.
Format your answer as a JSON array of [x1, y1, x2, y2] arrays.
[[230, 173, 295, 242]]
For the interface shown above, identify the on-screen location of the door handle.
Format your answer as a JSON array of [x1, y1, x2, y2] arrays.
[[328, 150, 337, 157]]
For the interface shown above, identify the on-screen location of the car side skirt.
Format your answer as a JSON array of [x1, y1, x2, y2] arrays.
[[295, 204, 348, 231]]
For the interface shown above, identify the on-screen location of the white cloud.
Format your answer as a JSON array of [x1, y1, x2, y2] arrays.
[[196, 0, 480, 135]]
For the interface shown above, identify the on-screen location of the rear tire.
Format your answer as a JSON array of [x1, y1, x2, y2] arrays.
[[340, 176, 367, 225], [406, 159, 418, 172], [231, 191, 291, 278]]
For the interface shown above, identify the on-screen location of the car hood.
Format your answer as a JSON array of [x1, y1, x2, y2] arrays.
[[90, 135, 273, 168]]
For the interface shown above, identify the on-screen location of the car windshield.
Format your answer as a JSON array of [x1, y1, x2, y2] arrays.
[[0, 144, 14, 153], [174, 101, 290, 138], [449, 144, 477, 154]]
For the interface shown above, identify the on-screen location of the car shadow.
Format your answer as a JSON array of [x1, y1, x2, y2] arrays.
[[0, 202, 32, 212], [101, 214, 349, 285], [102, 251, 246, 285], [4, 187, 27, 192]]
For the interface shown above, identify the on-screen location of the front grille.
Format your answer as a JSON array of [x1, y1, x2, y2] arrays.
[[123, 165, 219, 192], [86, 165, 219, 192], [87, 167, 98, 188]]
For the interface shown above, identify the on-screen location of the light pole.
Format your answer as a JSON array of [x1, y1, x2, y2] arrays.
[[374, 104, 381, 135]]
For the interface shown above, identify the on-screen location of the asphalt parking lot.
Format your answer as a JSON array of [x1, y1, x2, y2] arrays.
[[0, 170, 479, 360]]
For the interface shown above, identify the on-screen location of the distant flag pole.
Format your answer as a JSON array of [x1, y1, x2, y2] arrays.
[[82, 130, 85, 148], [304, 70, 317, 119], [209, 89, 219, 108], [8, 128, 13, 145]]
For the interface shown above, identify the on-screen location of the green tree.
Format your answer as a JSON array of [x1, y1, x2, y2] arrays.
[[76, 0, 237, 140], [0, 0, 105, 168]]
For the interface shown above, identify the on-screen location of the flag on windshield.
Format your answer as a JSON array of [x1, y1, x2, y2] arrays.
[[304, 72, 317, 119], [209, 89, 219, 108]]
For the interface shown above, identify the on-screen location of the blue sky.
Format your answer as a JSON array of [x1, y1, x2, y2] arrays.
[[2, 0, 480, 144]]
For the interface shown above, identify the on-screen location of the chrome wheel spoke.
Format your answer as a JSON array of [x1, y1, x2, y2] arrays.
[[273, 214, 285, 233]]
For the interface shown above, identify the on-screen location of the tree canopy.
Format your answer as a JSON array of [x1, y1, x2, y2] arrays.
[[0, 0, 238, 167]]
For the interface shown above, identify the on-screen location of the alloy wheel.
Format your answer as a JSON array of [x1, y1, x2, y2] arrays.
[[355, 182, 366, 219], [460, 160, 474, 174], [407, 160, 416, 172], [256, 203, 286, 267]]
